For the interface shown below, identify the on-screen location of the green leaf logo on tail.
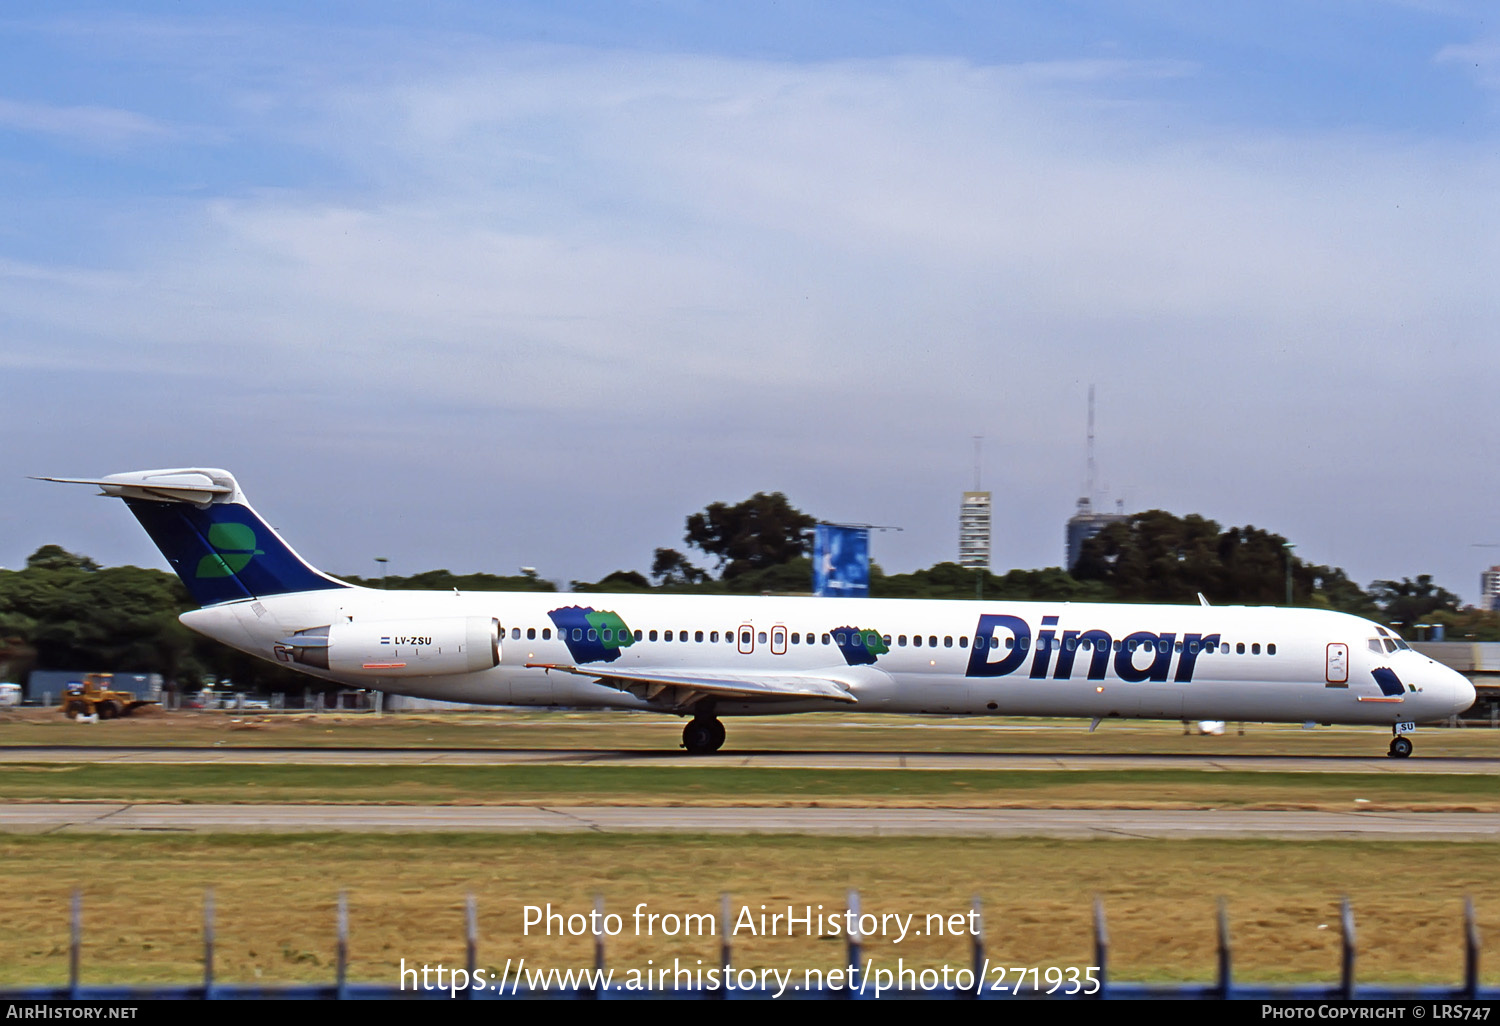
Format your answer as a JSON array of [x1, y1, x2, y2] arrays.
[[195, 522, 264, 578]]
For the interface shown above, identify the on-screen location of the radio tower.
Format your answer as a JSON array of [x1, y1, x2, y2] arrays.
[[1065, 385, 1127, 569], [1086, 384, 1097, 510]]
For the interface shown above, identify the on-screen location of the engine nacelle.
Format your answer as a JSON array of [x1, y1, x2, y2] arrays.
[[282, 617, 500, 677]]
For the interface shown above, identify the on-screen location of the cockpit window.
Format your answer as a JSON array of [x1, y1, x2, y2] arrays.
[[1383, 639, 1398, 654], [1394, 637, 1411, 651]]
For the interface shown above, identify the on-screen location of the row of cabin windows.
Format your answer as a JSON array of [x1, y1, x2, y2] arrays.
[[504, 625, 1276, 656]]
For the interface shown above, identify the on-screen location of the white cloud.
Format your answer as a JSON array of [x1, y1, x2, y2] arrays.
[[5, 43, 1498, 592], [0, 96, 171, 147], [1436, 37, 1500, 90]]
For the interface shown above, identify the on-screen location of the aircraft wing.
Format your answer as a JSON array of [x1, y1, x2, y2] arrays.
[[525, 662, 859, 707]]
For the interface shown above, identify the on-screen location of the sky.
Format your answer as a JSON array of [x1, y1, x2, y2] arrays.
[[1, 1, 1497, 601]]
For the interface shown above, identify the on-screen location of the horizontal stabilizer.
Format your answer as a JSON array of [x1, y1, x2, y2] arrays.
[[34, 469, 239, 506]]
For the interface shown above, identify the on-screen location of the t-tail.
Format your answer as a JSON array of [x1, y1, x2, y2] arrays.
[[36, 468, 351, 606]]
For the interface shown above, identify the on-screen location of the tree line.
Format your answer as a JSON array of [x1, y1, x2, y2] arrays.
[[2, 496, 1494, 692]]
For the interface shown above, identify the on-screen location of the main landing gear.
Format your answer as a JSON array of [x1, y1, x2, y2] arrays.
[[681, 716, 726, 755]]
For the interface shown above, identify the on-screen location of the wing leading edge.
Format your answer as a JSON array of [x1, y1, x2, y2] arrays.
[[525, 662, 859, 709]]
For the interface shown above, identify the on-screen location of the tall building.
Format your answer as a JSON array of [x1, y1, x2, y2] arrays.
[[959, 491, 991, 571], [1482, 566, 1500, 612], [1066, 497, 1128, 571]]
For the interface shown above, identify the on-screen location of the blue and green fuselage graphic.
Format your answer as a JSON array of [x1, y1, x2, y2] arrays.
[[832, 626, 888, 666], [548, 606, 635, 664]]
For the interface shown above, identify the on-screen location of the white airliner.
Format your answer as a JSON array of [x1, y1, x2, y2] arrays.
[[42, 469, 1476, 757]]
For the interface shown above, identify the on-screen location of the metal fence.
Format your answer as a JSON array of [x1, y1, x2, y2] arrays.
[[0, 890, 1493, 1000]]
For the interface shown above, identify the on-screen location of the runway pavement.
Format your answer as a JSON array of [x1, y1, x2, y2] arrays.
[[4, 803, 1499, 839], [2, 745, 1497, 773]]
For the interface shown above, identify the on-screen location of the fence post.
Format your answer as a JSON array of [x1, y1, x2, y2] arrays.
[[715, 893, 732, 999], [1339, 896, 1356, 1000], [69, 890, 81, 1001], [1215, 897, 1232, 999], [464, 893, 477, 1001], [1093, 896, 1108, 999], [1465, 896, 1480, 1000], [335, 890, 348, 1000], [588, 894, 605, 999], [845, 889, 862, 998], [203, 888, 215, 998], [969, 895, 984, 998]]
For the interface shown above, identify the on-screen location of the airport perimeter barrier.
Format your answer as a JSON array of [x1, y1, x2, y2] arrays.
[[0, 889, 1495, 1000]]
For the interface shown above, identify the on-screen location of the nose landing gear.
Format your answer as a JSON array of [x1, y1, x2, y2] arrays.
[[681, 716, 726, 754], [1388, 732, 1413, 759]]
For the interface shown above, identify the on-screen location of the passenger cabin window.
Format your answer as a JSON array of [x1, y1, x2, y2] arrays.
[[527, 628, 536, 640], [1236, 643, 1245, 654], [1268, 643, 1277, 655], [542, 629, 551, 640]]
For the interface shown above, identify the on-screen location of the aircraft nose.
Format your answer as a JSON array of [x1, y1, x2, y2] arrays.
[[1448, 668, 1477, 717]]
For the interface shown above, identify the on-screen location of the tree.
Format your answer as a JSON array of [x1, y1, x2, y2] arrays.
[[25, 545, 99, 572], [1073, 511, 1379, 609], [572, 570, 653, 593], [683, 493, 815, 580], [1369, 575, 1461, 635], [649, 548, 708, 587], [1073, 511, 1228, 602], [340, 569, 556, 593]]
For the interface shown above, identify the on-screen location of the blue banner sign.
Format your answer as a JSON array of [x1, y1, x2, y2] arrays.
[[813, 524, 870, 597]]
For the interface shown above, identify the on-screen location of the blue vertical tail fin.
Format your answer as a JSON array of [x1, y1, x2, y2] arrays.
[[37, 469, 351, 606]]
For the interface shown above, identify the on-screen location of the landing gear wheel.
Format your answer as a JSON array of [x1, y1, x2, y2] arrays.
[[1388, 736, 1413, 759], [682, 717, 725, 754]]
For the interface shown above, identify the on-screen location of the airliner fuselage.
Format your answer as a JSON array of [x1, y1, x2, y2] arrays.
[[43, 468, 1477, 757]]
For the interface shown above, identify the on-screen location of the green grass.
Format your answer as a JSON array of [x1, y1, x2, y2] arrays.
[[3, 707, 1497, 758], [0, 763, 1496, 809]]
